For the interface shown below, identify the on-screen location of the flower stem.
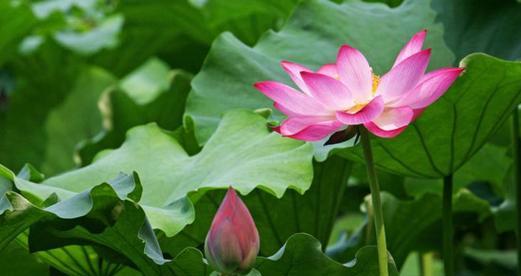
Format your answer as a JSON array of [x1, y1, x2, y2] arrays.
[[359, 128, 388, 276], [511, 108, 521, 276], [442, 174, 454, 276], [419, 252, 433, 276]]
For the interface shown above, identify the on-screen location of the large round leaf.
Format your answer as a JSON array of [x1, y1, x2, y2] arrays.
[[0, 168, 169, 274], [42, 110, 313, 237]]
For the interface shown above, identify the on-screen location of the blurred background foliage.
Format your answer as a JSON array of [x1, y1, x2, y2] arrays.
[[0, 0, 520, 275]]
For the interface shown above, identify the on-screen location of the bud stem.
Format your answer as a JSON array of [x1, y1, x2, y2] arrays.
[[359, 127, 389, 276]]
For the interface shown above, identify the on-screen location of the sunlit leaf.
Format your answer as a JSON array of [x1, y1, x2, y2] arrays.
[[37, 110, 313, 238]]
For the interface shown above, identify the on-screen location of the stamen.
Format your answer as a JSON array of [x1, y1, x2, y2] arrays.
[[344, 73, 380, 114], [347, 103, 367, 114], [372, 74, 380, 94]]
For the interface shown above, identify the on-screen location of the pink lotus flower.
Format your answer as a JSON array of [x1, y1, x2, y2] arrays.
[[254, 30, 463, 141], [205, 187, 260, 274]]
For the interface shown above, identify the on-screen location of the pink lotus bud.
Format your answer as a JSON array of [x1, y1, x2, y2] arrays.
[[204, 187, 260, 274]]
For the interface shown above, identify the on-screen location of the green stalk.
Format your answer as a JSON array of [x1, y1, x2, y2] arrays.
[[442, 174, 454, 276], [512, 108, 521, 276], [360, 128, 389, 276], [419, 252, 433, 276]]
